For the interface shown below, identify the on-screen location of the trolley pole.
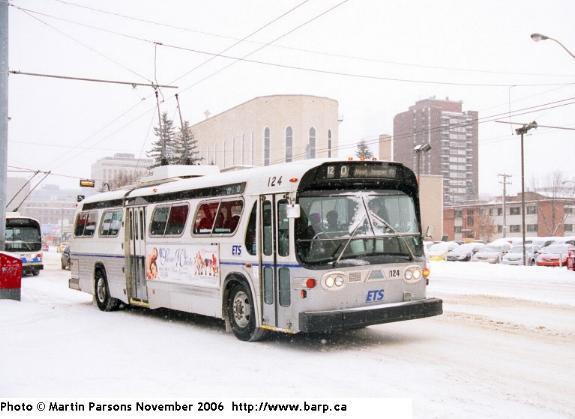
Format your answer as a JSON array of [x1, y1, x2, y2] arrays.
[[0, 1, 9, 251]]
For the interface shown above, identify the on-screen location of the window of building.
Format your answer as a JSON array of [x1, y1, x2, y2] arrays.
[[497, 208, 502, 216], [308, 127, 316, 159], [454, 226, 462, 233], [510, 225, 521, 233], [565, 206, 574, 215], [150, 204, 189, 237], [327, 130, 332, 157], [497, 225, 502, 233], [488, 208, 494, 216], [467, 216, 474, 226], [264, 127, 270, 166], [510, 207, 520, 215], [564, 224, 573, 232], [99, 209, 123, 237], [74, 211, 98, 237], [527, 206, 537, 215], [527, 224, 538, 232], [285, 126, 293, 163], [454, 210, 463, 218]]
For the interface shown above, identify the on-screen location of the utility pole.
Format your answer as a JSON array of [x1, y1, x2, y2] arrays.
[[498, 174, 512, 238], [0, 1, 8, 251], [515, 121, 538, 266]]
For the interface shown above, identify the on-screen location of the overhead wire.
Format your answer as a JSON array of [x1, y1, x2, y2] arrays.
[[48, 0, 575, 79], [16, 0, 344, 171], [18, 7, 153, 84], [11, 3, 575, 88]]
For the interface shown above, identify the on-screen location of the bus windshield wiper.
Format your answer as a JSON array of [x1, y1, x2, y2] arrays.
[[333, 214, 368, 266], [367, 212, 416, 261]]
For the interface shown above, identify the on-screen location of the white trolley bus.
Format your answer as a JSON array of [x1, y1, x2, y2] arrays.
[[5, 212, 44, 276], [69, 159, 442, 341]]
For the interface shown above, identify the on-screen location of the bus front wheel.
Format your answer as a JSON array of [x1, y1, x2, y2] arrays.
[[227, 283, 267, 342], [95, 269, 120, 311]]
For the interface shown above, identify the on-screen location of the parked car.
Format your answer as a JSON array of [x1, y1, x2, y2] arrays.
[[501, 244, 539, 266], [531, 237, 557, 249], [61, 245, 71, 270], [446, 242, 485, 261], [471, 243, 511, 264], [535, 243, 575, 267], [428, 241, 459, 261]]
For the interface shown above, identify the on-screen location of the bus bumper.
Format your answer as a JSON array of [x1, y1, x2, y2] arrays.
[[298, 297, 443, 333]]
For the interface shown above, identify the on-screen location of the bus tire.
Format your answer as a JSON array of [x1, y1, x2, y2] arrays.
[[227, 282, 266, 342], [32, 268, 39, 276], [95, 269, 120, 312]]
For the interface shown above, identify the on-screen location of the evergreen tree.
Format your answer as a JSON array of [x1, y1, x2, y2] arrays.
[[173, 120, 202, 165], [355, 140, 374, 160], [147, 112, 176, 167]]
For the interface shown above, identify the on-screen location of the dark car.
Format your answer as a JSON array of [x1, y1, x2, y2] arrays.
[[61, 245, 71, 270]]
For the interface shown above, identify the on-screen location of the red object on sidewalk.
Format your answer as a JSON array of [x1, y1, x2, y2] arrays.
[[0, 252, 22, 300], [567, 249, 575, 271]]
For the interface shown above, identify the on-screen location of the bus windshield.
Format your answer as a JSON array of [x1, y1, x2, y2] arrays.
[[295, 191, 423, 267], [5, 224, 42, 252]]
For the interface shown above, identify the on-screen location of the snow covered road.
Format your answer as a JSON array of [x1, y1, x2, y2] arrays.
[[1, 253, 574, 418]]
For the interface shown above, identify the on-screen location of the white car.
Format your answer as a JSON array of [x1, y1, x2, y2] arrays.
[[501, 244, 539, 266], [472, 243, 511, 264], [428, 241, 460, 261], [446, 242, 485, 262]]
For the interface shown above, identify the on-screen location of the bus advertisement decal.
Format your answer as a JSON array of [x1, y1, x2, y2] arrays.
[[145, 244, 219, 287]]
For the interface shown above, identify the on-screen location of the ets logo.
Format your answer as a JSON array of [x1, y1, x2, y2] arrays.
[[365, 289, 384, 303], [232, 245, 242, 256]]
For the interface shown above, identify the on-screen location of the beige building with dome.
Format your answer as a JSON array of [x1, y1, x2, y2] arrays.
[[191, 95, 339, 169]]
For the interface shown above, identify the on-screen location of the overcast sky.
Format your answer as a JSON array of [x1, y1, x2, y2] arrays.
[[7, 0, 575, 195]]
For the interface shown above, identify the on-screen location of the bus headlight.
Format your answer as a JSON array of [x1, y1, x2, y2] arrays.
[[323, 272, 346, 290], [404, 266, 422, 282]]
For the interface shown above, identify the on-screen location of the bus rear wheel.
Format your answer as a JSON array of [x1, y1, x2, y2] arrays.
[[95, 269, 120, 311], [227, 283, 267, 342]]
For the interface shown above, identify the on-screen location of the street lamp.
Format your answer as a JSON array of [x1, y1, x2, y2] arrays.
[[531, 33, 575, 60], [515, 121, 537, 266], [414, 143, 432, 183]]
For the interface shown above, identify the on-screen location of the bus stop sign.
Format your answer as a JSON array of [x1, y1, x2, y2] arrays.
[[0, 252, 22, 300]]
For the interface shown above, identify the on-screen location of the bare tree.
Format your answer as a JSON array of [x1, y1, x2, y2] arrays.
[[109, 171, 140, 190], [476, 209, 497, 242], [538, 171, 567, 235]]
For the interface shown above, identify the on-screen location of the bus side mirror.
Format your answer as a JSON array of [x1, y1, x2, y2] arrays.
[[287, 204, 301, 219]]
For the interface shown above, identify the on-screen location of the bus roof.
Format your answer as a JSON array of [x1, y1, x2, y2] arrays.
[[80, 159, 412, 209]]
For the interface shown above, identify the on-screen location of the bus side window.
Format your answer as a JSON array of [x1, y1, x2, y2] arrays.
[[150, 206, 170, 236], [74, 212, 87, 237], [277, 199, 289, 257], [84, 212, 98, 237], [245, 203, 257, 255], [263, 201, 272, 256], [213, 200, 243, 234], [165, 204, 189, 236], [193, 202, 219, 234]]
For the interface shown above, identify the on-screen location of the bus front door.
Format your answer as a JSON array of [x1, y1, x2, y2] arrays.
[[260, 194, 292, 331], [126, 206, 148, 305]]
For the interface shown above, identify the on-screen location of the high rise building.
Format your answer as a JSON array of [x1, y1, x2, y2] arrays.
[[393, 97, 478, 205]]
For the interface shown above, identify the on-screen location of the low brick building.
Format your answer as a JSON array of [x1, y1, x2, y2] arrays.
[[444, 192, 575, 241]]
